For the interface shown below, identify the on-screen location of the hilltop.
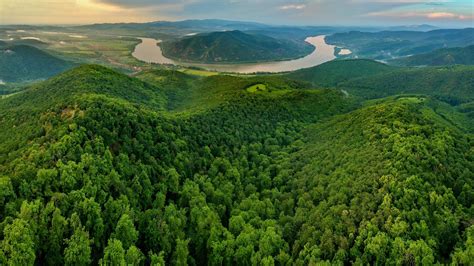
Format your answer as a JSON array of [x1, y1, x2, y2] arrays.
[[160, 30, 314, 63], [284, 59, 397, 87], [0, 44, 73, 82]]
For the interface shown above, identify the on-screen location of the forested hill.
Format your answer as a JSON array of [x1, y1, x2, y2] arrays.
[[0, 64, 473, 265], [326, 28, 474, 60], [338, 65, 474, 104], [284, 59, 397, 87], [289, 96, 473, 264], [391, 45, 474, 66], [284, 59, 474, 105], [0, 44, 73, 82], [160, 30, 314, 63]]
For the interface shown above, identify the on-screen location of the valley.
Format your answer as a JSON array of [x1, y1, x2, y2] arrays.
[[131, 35, 343, 73]]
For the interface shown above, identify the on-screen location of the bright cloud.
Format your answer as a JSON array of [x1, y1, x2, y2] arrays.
[[279, 4, 306, 10], [427, 12, 472, 20]]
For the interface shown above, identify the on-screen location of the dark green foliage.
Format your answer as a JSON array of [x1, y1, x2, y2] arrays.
[[284, 59, 474, 105], [284, 59, 397, 87], [339, 65, 474, 104], [326, 28, 474, 60], [391, 45, 474, 66], [161, 30, 314, 63], [0, 64, 472, 265], [0, 45, 73, 82]]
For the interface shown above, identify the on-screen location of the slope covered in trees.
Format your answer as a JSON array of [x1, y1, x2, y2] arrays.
[[160, 30, 314, 63], [391, 45, 474, 66], [326, 28, 474, 60], [284, 59, 396, 87], [339, 65, 474, 104], [287, 97, 473, 264], [285, 59, 474, 105], [0, 45, 73, 82], [0, 64, 473, 265]]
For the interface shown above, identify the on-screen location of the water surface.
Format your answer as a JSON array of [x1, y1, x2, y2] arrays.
[[132, 35, 341, 73]]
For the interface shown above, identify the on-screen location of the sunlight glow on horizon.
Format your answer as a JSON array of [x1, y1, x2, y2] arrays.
[[0, 0, 472, 27]]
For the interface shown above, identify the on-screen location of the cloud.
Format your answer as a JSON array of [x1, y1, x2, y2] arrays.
[[368, 10, 473, 20], [427, 12, 458, 18], [2, 0, 472, 26], [279, 4, 306, 10], [427, 12, 473, 20], [92, 0, 187, 8]]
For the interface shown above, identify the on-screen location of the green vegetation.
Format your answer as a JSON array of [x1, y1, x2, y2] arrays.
[[289, 97, 473, 264], [179, 68, 219, 77], [284, 59, 397, 87], [326, 28, 474, 60], [160, 30, 314, 63], [0, 45, 73, 82], [391, 45, 474, 66], [285, 59, 474, 105], [246, 84, 267, 93], [339, 65, 474, 104], [0, 61, 473, 265]]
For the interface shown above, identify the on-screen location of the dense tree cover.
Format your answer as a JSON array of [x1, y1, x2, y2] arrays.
[[338, 65, 474, 104], [286, 60, 474, 105], [160, 30, 314, 63], [391, 45, 474, 67], [0, 44, 73, 82], [287, 97, 473, 264], [325, 28, 474, 60], [0, 65, 472, 265], [284, 59, 396, 88]]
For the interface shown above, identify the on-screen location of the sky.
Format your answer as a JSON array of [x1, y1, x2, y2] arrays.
[[0, 0, 473, 27]]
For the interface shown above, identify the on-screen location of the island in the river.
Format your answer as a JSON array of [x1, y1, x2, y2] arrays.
[[160, 30, 315, 64], [132, 35, 352, 74]]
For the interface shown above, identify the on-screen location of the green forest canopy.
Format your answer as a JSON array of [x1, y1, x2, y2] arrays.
[[0, 63, 473, 265]]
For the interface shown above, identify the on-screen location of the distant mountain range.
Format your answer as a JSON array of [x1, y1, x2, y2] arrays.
[[74, 19, 443, 40], [384, 24, 439, 32], [160, 30, 314, 63]]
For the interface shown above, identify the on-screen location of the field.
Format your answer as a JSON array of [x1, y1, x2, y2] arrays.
[[0, 27, 149, 72]]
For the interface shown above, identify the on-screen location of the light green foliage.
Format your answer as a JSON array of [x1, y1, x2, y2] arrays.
[[174, 238, 190, 266], [64, 228, 92, 266], [101, 239, 126, 266], [126, 246, 144, 266], [149, 251, 166, 266], [451, 226, 474, 265], [112, 214, 138, 249], [246, 83, 267, 93], [1, 219, 36, 265]]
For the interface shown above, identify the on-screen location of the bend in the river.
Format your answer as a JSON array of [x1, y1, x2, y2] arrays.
[[132, 35, 347, 73]]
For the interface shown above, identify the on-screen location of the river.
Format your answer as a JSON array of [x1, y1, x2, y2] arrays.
[[132, 35, 347, 73]]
